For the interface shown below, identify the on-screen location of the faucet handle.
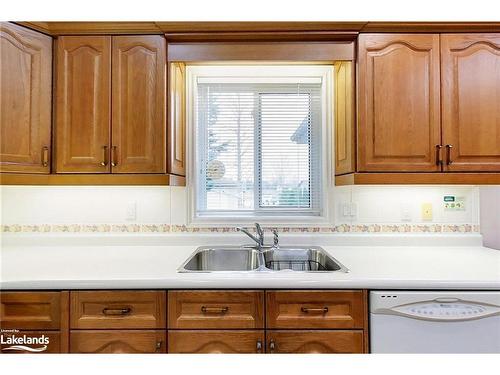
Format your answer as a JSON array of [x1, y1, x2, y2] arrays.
[[272, 229, 279, 247], [255, 223, 264, 245]]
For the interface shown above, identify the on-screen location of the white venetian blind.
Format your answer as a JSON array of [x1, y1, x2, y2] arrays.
[[195, 74, 323, 217]]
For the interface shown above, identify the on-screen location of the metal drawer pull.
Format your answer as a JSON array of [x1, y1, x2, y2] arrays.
[[111, 146, 118, 167], [201, 306, 229, 314], [269, 339, 276, 353], [100, 145, 108, 166], [42, 146, 49, 167], [301, 307, 329, 314], [102, 307, 132, 315], [256, 340, 262, 353], [435, 144, 443, 166], [445, 144, 453, 165]]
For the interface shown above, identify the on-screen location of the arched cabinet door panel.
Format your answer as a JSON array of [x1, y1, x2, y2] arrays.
[[0, 22, 52, 173], [168, 331, 265, 354], [111, 36, 166, 173], [358, 34, 441, 172], [441, 34, 500, 172], [70, 331, 166, 353], [267, 331, 365, 354], [55, 36, 111, 173]]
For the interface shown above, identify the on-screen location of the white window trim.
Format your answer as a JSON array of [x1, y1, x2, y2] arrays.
[[186, 65, 335, 226]]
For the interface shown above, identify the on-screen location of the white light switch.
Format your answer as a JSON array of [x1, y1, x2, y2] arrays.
[[125, 201, 137, 221]]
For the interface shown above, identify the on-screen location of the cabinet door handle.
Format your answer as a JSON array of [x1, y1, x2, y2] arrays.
[[201, 306, 229, 314], [111, 146, 118, 167], [435, 145, 443, 166], [445, 144, 453, 165], [100, 146, 108, 166], [256, 340, 262, 353], [301, 307, 329, 314], [156, 340, 162, 351], [102, 307, 132, 315], [41, 146, 49, 167], [269, 339, 276, 354]]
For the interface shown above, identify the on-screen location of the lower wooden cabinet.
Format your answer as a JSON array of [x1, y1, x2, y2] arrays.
[[266, 330, 365, 354], [70, 330, 166, 353], [168, 330, 264, 354]]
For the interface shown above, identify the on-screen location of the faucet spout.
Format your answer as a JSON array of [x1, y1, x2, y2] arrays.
[[237, 223, 265, 250]]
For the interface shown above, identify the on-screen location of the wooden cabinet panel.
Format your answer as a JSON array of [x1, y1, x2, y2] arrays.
[[0, 331, 61, 354], [168, 290, 264, 329], [70, 330, 166, 353], [112, 36, 166, 173], [358, 34, 441, 172], [55, 36, 111, 173], [0, 292, 61, 330], [266, 290, 365, 329], [168, 62, 186, 176], [267, 330, 364, 354], [70, 291, 166, 329], [441, 34, 500, 171], [168, 330, 264, 353], [0, 22, 52, 173], [334, 61, 355, 175]]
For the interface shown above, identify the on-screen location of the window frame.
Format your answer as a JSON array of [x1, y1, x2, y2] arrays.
[[186, 65, 335, 226]]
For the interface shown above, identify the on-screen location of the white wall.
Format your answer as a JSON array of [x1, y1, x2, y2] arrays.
[[480, 187, 500, 249], [1, 185, 480, 231]]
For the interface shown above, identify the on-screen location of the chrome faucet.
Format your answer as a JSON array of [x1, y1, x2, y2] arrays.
[[237, 223, 265, 250]]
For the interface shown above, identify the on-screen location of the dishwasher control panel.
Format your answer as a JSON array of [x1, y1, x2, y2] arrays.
[[394, 302, 489, 319]]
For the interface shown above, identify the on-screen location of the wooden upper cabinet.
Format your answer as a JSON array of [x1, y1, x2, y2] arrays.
[[441, 34, 500, 172], [168, 62, 186, 176], [55, 36, 111, 173], [358, 34, 441, 172], [0, 22, 52, 173], [111, 36, 166, 173]]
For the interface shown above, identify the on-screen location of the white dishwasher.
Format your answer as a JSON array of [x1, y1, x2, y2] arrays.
[[370, 291, 500, 353]]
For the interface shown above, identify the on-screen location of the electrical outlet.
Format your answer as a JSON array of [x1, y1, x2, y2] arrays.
[[125, 201, 137, 221], [421, 203, 433, 221], [401, 203, 412, 222]]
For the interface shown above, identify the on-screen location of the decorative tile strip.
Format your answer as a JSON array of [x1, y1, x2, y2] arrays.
[[1, 223, 480, 234]]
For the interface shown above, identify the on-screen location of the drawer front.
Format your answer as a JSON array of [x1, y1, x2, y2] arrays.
[[168, 290, 264, 329], [70, 330, 166, 353], [266, 290, 366, 329], [0, 331, 61, 354], [168, 330, 264, 354], [0, 292, 61, 330], [70, 291, 166, 329], [267, 330, 365, 354]]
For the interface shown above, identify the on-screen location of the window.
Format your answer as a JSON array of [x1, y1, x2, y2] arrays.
[[188, 65, 332, 222]]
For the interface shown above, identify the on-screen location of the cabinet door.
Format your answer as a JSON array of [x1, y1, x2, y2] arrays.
[[0, 22, 52, 173], [111, 36, 166, 173], [168, 62, 186, 176], [168, 330, 264, 354], [70, 330, 166, 353], [441, 34, 500, 171], [358, 34, 441, 172], [55, 36, 111, 173], [267, 330, 365, 354]]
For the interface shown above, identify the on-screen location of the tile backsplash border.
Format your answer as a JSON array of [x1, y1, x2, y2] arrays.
[[1, 223, 480, 234]]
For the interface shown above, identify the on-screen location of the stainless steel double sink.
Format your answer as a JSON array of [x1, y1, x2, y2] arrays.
[[178, 246, 349, 273]]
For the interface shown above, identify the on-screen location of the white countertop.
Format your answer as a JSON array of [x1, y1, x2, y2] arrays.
[[1, 233, 499, 290]]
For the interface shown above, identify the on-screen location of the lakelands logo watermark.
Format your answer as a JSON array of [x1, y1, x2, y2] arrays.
[[1, 329, 49, 352]]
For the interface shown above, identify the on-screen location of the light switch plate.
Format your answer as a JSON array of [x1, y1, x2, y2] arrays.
[[125, 201, 137, 221]]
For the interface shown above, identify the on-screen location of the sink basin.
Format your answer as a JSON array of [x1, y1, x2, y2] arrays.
[[179, 246, 261, 272], [178, 245, 348, 273], [262, 247, 348, 272]]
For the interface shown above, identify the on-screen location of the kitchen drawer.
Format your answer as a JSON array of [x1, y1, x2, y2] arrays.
[[0, 292, 61, 330], [70, 330, 166, 353], [266, 330, 365, 353], [266, 290, 366, 329], [0, 331, 61, 354], [168, 330, 265, 353], [70, 291, 166, 329], [168, 290, 264, 329]]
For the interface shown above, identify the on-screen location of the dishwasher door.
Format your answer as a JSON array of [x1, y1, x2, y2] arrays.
[[370, 291, 500, 353]]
